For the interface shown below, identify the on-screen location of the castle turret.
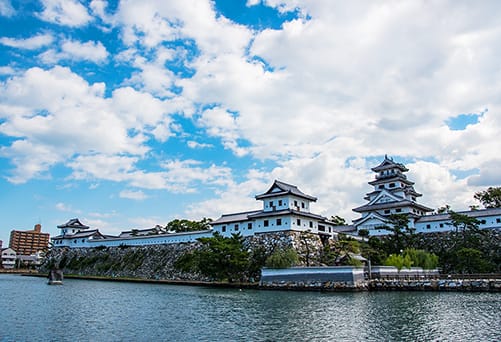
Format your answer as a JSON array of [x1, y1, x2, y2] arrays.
[[352, 156, 433, 235]]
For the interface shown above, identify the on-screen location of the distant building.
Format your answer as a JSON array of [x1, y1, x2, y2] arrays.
[[9, 224, 50, 256], [1, 248, 17, 269], [353, 156, 501, 235]]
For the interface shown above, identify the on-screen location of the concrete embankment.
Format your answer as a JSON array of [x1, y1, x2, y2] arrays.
[[259, 278, 501, 292], [369, 278, 501, 292]]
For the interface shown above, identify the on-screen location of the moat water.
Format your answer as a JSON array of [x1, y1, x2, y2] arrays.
[[0, 274, 500, 341]]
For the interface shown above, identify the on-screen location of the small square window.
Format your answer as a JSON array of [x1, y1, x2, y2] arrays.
[[278, 200, 283, 206], [389, 183, 395, 188], [301, 202, 305, 208], [235, 224, 239, 231], [248, 223, 252, 229], [426, 224, 430, 229], [309, 221, 313, 228], [384, 210, 390, 214], [396, 208, 402, 213], [222, 226, 226, 232], [497, 218, 501, 223], [439, 223, 444, 228], [276, 218, 282, 226], [297, 219, 301, 226], [264, 220, 269, 227]]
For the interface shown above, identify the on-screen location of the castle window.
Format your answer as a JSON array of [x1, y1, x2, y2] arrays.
[[480, 219, 486, 224], [294, 200, 298, 207], [426, 224, 431, 229], [497, 218, 501, 223], [264, 220, 269, 227], [235, 224, 239, 231], [222, 226, 226, 233], [276, 219, 282, 226], [396, 208, 402, 213], [278, 200, 283, 206], [379, 185, 384, 189], [301, 202, 305, 209], [439, 223, 444, 228], [389, 183, 395, 188], [297, 219, 301, 226], [248, 223, 252, 229], [384, 210, 390, 214], [309, 221, 313, 228]]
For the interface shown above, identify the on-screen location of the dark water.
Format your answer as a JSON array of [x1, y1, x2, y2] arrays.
[[0, 274, 500, 341]]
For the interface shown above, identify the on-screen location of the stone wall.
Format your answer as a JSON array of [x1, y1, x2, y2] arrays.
[[40, 242, 209, 281], [39, 231, 328, 281]]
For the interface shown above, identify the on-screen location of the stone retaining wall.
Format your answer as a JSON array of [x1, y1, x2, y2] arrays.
[[39, 231, 326, 281]]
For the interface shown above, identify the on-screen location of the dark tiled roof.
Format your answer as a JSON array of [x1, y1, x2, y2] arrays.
[[416, 207, 501, 223], [248, 209, 327, 221], [210, 208, 329, 225], [371, 156, 409, 172], [210, 210, 262, 225], [52, 229, 103, 239], [57, 218, 90, 229], [255, 180, 317, 201], [353, 200, 433, 213], [368, 176, 414, 186]]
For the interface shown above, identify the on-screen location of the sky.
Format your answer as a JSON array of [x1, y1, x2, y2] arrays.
[[1, 0, 500, 244]]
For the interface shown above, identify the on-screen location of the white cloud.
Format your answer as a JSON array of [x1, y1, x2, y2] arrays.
[[39, 40, 109, 64], [0, 34, 54, 50], [119, 189, 148, 200], [55, 202, 81, 214], [187, 140, 213, 149], [246, 0, 261, 7], [38, 0, 92, 27], [0, 0, 15, 17], [2, 1, 501, 226], [60, 40, 108, 62], [0, 66, 15, 75]]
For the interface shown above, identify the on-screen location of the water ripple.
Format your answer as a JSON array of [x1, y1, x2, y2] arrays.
[[0, 275, 500, 342]]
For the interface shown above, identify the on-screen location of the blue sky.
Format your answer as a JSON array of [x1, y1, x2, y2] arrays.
[[1, 0, 500, 244]]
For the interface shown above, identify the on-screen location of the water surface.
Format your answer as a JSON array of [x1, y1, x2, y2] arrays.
[[0, 274, 499, 341]]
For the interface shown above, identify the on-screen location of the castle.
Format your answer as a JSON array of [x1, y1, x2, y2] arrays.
[[352, 156, 501, 235], [51, 157, 501, 248]]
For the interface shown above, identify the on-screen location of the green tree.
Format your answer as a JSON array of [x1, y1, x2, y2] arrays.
[[330, 215, 346, 226], [454, 248, 495, 274], [448, 211, 483, 249], [174, 232, 249, 282], [166, 218, 212, 233], [384, 253, 413, 271], [403, 248, 438, 269], [437, 204, 451, 214], [382, 214, 416, 254], [474, 187, 501, 208], [265, 248, 299, 268], [358, 229, 369, 237]]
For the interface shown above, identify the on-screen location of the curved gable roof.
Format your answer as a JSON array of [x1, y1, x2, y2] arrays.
[[255, 180, 317, 201], [57, 218, 90, 229], [371, 155, 408, 172]]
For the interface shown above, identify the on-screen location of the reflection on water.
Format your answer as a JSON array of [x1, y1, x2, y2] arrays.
[[1, 274, 500, 341]]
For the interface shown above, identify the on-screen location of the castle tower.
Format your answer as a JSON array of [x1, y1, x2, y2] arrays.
[[352, 156, 433, 235]]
